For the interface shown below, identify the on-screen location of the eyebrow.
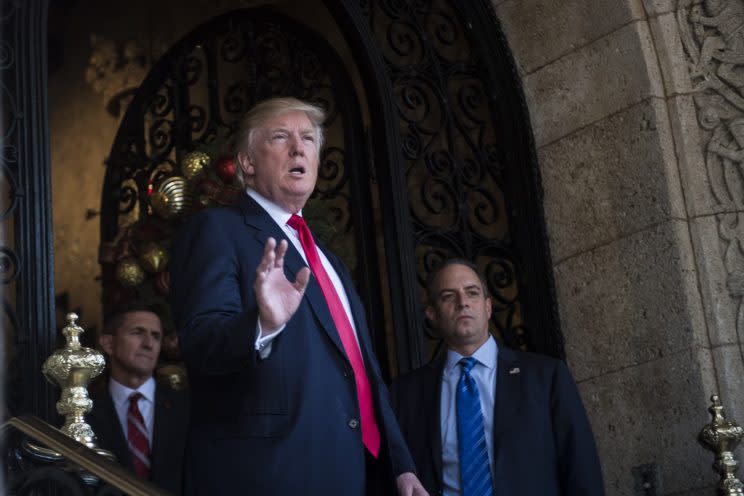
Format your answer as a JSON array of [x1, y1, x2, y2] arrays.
[[267, 126, 314, 134], [130, 326, 162, 335], [437, 284, 482, 295]]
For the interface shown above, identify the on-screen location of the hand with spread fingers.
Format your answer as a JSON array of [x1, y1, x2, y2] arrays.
[[254, 237, 311, 334]]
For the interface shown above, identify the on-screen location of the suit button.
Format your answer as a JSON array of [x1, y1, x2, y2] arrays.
[[348, 418, 359, 429]]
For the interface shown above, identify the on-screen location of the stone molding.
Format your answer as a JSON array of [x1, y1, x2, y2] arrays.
[[678, 0, 744, 342]]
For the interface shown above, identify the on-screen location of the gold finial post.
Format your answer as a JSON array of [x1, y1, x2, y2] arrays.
[[36, 313, 111, 458], [699, 394, 744, 495]]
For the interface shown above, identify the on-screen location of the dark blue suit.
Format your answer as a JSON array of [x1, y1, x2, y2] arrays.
[[88, 383, 189, 495], [169, 194, 414, 495], [391, 347, 604, 496]]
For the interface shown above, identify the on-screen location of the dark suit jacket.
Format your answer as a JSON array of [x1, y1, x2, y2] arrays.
[[88, 382, 189, 495], [168, 194, 415, 495], [392, 346, 604, 496]]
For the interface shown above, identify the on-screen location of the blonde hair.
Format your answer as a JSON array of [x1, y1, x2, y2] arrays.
[[234, 97, 326, 187]]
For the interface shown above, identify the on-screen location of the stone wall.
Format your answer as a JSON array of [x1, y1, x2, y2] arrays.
[[496, 0, 744, 494]]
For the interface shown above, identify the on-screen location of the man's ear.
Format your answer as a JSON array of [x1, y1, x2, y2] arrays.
[[425, 305, 435, 324], [99, 334, 113, 356], [237, 151, 255, 178], [485, 296, 492, 320]]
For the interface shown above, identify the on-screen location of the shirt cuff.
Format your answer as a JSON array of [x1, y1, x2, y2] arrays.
[[254, 320, 286, 359]]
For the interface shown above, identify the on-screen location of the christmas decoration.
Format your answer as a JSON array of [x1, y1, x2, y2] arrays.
[[138, 242, 169, 274], [181, 151, 210, 180], [214, 155, 237, 183], [153, 270, 170, 297], [151, 176, 191, 219], [116, 257, 146, 288]]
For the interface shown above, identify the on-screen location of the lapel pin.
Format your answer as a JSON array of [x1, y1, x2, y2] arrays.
[[509, 367, 520, 375]]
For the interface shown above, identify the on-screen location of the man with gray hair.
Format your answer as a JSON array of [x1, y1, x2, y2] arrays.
[[170, 97, 427, 495]]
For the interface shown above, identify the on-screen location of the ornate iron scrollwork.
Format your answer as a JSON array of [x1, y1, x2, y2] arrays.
[[359, 0, 556, 355]]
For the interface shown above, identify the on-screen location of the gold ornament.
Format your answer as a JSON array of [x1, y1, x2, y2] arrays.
[[151, 176, 191, 219], [42, 313, 107, 448], [116, 256, 146, 287], [198, 194, 212, 208], [156, 363, 188, 391], [181, 151, 210, 180], [138, 242, 169, 274]]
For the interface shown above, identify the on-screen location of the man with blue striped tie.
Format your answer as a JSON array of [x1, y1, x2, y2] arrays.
[[392, 259, 604, 495]]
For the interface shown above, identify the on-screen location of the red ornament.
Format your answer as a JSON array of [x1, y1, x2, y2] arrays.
[[197, 177, 220, 197], [153, 270, 170, 296], [214, 156, 237, 183]]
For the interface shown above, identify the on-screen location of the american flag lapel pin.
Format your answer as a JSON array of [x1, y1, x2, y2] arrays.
[[509, 367, 520, 375]]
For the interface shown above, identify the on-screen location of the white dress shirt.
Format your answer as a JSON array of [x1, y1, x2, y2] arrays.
[[440, 336, 498, 496], [108, 376, 156, 447], [248, 188, 360, 358]]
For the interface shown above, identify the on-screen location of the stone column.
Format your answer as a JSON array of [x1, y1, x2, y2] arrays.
[[495, 0, 734, 494]]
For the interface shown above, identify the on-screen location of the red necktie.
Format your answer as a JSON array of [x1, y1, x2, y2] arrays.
[[127, 392, 151, 479], [287, 214, 381, 457]]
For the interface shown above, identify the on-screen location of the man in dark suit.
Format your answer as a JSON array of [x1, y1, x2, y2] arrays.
[[88, 303, 189, 495], [392, 259, 604, 496], [169, 97, 426, 495]]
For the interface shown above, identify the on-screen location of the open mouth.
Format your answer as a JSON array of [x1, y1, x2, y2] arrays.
[[290, 166, 306, 175]]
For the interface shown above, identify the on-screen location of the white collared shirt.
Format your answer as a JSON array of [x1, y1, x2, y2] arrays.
[[108, 376, 156, 447], [440, 336, 498, 496], [248, 188, 360, 357]]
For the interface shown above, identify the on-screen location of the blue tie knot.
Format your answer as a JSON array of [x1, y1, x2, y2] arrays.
[[460, 356, 477, 375]]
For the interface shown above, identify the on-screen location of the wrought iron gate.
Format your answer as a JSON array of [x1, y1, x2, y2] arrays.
[[100, 0, 562, 380], [326, 0, 563, 369]]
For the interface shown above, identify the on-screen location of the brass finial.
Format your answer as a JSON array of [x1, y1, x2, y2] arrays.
[[62, 312, 83, 348], [37, 314, 111, 458], [699, 394, 744, 495]]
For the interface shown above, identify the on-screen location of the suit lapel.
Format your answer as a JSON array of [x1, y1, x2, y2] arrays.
[[150, 385, 172, 477], [96, 387, 133, 470], [492, 347, 522, 468], [428, 356, 445, 488], [239, 195, 346, 359]]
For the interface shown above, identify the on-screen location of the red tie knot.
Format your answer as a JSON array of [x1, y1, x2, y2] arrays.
[[128, 392, 143, 411], [287, 214, 306, 231]]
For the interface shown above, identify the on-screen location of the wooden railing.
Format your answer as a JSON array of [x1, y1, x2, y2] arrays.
[[4, 415, 170, 495]]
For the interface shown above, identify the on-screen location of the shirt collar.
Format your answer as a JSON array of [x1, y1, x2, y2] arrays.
[[443, 335, 498, 376], [246, 187, 302, 228], [109, 376, 156, 407]]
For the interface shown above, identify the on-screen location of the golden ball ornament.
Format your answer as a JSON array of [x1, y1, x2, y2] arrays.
[[138, 242, 169, 274], [150, 176, 191, 219], [116, 257, 146, 288], [181, 151, 210, 180]]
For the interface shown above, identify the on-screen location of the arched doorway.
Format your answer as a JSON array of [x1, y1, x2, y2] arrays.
[[99, 0, 560, 380]]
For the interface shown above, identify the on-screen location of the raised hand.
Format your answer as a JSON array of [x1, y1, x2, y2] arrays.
[[254, 237, 311, 334]]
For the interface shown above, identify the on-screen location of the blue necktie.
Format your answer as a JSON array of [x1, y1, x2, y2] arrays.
[[456, 357, 494, 496]]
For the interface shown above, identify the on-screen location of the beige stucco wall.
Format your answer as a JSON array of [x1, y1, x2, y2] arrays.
[[497, 0, 744, 494]]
